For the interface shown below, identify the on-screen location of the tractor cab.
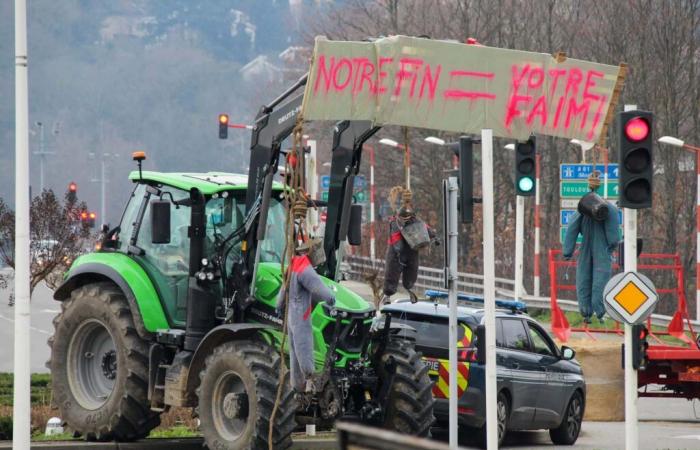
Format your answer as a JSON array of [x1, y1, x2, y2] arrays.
[[108, 171, 287, 327]]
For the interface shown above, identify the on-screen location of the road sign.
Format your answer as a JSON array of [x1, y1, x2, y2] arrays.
[[321, 175, 330, 189], [560, 163, 619, 180], [354, 175, 366, 190], [603, 272, 658, 324], [321, 191, 329, 202], [560, 227, 583, 244], [560, 181, 619, 199]]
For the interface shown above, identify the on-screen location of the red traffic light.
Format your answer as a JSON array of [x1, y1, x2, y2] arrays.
[[69, 182, 77, 192], [624, 117, 650, 142], [219, 114, 229, 124]]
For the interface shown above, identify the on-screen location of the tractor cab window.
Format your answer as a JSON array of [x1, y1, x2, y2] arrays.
[[138, 187, 191, 276], [259, 196, 286, 263], [204, 191, 287, 264], [117, 184, 146, 253]]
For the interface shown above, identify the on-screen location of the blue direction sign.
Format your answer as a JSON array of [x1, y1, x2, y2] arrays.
[[354, 175, 366, 190], [321, 175, 330, 189], [560, 163, 619, 180]]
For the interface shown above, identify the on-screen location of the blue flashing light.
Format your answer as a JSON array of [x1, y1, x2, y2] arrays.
[[424, 289, 528, 312]]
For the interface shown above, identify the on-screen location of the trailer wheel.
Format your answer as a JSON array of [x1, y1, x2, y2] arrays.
[[197, 340, 296, 450], [48, 282, 160, 441], [377, 338, 435, 436]]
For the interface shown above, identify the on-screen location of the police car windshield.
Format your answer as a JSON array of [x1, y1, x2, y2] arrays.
[[393, 315, 466, 349]]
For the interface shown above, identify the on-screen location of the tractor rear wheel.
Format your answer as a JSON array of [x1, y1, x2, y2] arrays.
[[197, 340, 296, 450], [377, 338, 435, 436], [48, 282, 160, 441]]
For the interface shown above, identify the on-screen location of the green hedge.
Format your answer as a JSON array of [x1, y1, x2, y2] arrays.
[[0, 373, 52, 406]]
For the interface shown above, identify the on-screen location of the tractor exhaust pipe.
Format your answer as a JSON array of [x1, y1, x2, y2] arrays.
[[184, 188, 217, 351]]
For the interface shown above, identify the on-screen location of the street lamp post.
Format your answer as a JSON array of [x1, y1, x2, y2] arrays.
[[365, 144, 377, 262], [379, 138, 411, 190], [90, 152, 119, 227], [33, 121, 56, 193], [658, 135, 700, 321]]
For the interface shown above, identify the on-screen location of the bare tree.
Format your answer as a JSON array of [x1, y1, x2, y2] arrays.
[[0, 188, 94, 296]]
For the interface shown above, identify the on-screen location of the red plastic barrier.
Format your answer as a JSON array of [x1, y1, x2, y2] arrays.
[[548, 249, 697, 344]]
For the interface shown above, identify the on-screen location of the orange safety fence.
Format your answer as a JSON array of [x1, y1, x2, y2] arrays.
[[548, 249, 697, 344]]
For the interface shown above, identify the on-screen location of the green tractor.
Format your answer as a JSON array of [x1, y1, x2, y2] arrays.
[[49, 76, 434, 449]]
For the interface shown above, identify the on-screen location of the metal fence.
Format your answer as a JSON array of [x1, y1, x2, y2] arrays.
[[343, 255, 699, 329]]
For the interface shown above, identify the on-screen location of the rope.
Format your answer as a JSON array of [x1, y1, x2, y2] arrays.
[[269, 116, 306, 450]]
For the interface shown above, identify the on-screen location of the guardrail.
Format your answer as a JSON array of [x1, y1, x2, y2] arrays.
[[343, 255, 700, 331]]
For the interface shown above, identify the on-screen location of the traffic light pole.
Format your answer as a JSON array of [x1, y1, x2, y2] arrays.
[[624, 208, 638, 450], [514, 195, 524, 301], [446, 176, 459, 450], [481, 129, 498, 450], [623, 103, 638, 450]]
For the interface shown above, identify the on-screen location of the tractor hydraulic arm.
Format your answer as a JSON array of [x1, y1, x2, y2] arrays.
[[321, 120, 380, 279]]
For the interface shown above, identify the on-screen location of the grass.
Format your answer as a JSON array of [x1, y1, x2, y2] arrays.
[[148, 425, 200, 439]]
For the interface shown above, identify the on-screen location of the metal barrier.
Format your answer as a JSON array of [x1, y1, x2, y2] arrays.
[[344, 255, 518, 298], [548, 249, 698, 344]]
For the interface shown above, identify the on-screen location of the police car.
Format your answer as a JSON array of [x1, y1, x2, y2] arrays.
[[382, 292, 585, 447]]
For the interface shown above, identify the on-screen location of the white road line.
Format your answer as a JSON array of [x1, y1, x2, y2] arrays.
[[673, 435, 700, 440], [0, 312, 51, 335]]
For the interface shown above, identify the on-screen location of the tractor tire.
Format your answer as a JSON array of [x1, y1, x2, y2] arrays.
[[48, 282, 160, 441], [196, 340, 296, 450], [377, 338, 435, 436]]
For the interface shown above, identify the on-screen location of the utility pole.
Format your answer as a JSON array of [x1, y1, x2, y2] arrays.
[[33, 121, 56, 193], [90, 152, 118, 227], [14, 0, 31, 448]]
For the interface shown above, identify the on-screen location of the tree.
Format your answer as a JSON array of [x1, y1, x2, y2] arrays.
[[0, 188, 93, 297]]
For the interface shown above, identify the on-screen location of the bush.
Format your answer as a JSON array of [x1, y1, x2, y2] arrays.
[[0, 416, 12, 440]]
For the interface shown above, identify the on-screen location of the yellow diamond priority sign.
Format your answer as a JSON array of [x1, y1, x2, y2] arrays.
[[603, 272, 658, 324]]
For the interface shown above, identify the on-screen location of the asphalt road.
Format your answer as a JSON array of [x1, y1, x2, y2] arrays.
[[0, 277, 698, 449], [0, 272, 57, 373]]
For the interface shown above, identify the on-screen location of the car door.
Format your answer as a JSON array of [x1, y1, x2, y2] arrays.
[[496, 318, 543, 429], [524, 320, 567, 428]]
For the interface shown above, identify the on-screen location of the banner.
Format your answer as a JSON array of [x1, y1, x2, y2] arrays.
[[301, 36, 624, 142]]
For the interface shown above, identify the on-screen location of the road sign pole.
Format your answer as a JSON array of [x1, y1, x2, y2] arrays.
[[13, 0, 32, 448], [447, 177, 459, 450], [623, 208, 638, 450], [534, 153, 541, 297], [623, 101, 639, 450], [481, 129, 498, 450], [515, 195, 524, 301]]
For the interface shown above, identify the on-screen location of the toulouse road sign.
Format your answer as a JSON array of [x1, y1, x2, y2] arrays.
[[560, 180, 619, 198]]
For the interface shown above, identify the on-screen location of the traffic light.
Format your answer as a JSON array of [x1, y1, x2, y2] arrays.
[[218, 114, 229, 139], [632, 324, 649, 370], [457, 136, 474, 223], [618, 111, 653, 209], [515, 137, 536, 196], [88, 212, 96, 229], [67, 182, 77, 202]]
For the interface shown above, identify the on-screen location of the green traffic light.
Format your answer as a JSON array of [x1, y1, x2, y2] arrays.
[[518, 177, 534, 192]]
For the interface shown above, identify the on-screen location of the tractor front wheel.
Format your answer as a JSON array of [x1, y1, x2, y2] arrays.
[[377, 338, 435, 436], [197, 340, 296, 450], [48, 282, 160, 441]]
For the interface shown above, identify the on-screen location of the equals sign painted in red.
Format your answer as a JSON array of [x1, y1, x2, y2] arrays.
[[444, 70, 496, 100]]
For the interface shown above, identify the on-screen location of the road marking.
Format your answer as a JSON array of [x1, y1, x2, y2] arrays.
[[0, 312, 51, 335], [673, 435, 700, 440]]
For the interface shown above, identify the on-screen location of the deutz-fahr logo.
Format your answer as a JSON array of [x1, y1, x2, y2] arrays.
[[277, 105, 302, 125], [249, 307, 283, 326]]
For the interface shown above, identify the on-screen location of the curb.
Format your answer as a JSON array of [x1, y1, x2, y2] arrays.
[[0, 437, 337, 450]]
